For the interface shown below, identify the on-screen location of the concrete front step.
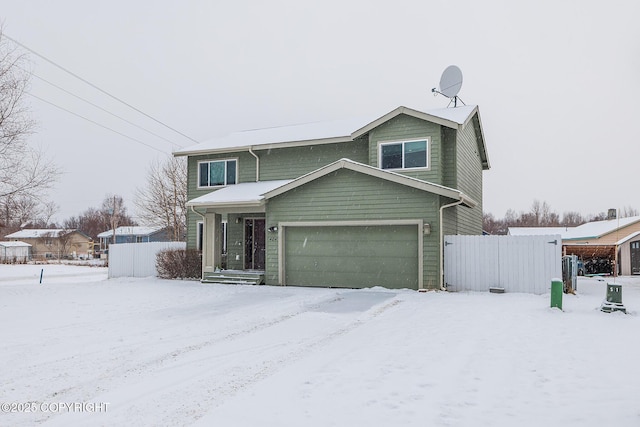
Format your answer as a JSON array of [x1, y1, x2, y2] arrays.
[[202, 270, 265, 285]]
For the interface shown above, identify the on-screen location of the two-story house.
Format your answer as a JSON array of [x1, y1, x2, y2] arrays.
[[5, 228, 93, 260], [173, 105, 490, 290]]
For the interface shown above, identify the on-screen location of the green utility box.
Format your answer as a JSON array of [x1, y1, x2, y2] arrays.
[[600, 283, 626, 313], [606, 284, 623, 304], [551, 279, 563, 310]]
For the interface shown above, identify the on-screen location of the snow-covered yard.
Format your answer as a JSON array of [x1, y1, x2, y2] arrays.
[[1, 264, 639, 427]]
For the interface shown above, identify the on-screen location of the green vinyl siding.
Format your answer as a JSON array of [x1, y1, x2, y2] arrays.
[[368, 114, 443, 184], [284, 225, 418, 289], [256, 137, 368, 181], [266, 169, 440, 289], [441, 117, 483, 236]]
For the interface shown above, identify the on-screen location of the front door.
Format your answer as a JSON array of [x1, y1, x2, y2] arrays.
[[631, 241, 640, 275], [245, 218, 265, 270]]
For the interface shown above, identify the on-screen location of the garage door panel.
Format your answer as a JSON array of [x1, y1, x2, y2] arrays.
[[285, 225, 418, 289]]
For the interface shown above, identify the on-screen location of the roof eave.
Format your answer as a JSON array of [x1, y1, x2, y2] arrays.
[[351, 106, 460, 140], [185, 200, 266, 209], [174, 136, 353, 157]]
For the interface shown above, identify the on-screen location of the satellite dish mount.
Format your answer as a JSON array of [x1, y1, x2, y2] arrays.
[[431, 65, 465, 107]]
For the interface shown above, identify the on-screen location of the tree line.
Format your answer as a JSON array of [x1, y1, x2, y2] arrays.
[[483, 200, 639, 235]]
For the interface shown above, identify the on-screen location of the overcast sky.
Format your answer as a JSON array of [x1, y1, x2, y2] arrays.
[[3, 0, 639, 224]]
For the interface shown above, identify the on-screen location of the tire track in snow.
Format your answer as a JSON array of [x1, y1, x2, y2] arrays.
[[42, 294, 402, 427]]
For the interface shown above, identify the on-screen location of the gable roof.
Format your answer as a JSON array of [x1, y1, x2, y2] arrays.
[[173, 105, 488, 168], [97, 226, 164, 239], [263, 158, 477, 208], [5, 229, 81, 239]]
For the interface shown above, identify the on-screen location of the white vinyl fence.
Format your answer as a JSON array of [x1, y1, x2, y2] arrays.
[[108, 242, 186, 278], [444, 235, 561, 294]]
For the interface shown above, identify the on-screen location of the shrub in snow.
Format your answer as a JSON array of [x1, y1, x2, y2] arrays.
[[156, 249, 202, 280]]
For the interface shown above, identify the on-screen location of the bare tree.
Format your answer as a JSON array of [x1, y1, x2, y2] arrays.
[[620, 206, 639, 218], [561, 211, 585, 227], [134, 156, 187, 241], [0, 28, 60, 229], [62, 200, 136, 241], [102, 194, 125, 245]]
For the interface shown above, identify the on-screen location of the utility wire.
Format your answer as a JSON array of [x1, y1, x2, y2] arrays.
[[27, 92, 169, 154], [4, 33, 199, 144], [28, 70, 186, 148]]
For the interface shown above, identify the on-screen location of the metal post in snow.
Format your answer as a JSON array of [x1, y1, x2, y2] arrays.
[[40, 268, 44, 284]]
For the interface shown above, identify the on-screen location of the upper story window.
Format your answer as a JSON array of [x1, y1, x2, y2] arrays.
[[198, 159, 237, 187], [379, 139, 429, 170]]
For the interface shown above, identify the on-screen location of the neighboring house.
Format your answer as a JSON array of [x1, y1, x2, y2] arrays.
[[173, 105, 490, 290], [4, 229, 93, 260], [0, 241, 31, 263], [509, 214, 640, 276], [97, 226, 170, 251]]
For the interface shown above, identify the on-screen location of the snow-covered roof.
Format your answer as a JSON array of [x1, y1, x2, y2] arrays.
[[186, 180, 293, 208], [97, 226, 164, 239], [5, 229, 69, 239], [173, 105, 480, 157], [508, 216, 640, 241], [0, 241, 31, 247], [508, 227, 574, 237], [564, 215, 640, 240]]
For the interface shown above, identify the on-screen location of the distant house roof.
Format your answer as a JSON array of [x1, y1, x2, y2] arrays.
[[97, 226, 164, 239], [508, 227, 574, 237], [508, 215, 640, 241], [6, 229, 72, 239], [0, 241, 31, 247], [564, 216, 640, 240], [173, 105, 488, 169]]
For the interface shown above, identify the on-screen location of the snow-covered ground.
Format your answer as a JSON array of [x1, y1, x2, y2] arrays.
[[1, 264, 639, 427]]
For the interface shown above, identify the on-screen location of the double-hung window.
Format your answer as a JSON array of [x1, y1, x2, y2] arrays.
[[199, 159, 237, 187], [379, 139, 429, 170]]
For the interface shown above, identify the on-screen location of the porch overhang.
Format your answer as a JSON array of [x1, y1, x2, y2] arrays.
[[186, 180, 293, 211]]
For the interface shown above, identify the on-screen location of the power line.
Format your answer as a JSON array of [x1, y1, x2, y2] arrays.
[[28, 70, 186, 148], [27, 92, 169, 154], [4, 33, 199, 144]]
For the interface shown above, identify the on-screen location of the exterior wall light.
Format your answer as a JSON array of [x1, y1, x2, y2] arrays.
[[423, 223, 431, 235]]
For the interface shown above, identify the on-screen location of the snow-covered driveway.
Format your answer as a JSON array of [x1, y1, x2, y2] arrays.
[[1, 265, 639, 426]]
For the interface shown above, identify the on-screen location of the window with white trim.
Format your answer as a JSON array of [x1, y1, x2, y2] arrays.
[[198, 159, 237, 187], [379, 139, 429, 170]]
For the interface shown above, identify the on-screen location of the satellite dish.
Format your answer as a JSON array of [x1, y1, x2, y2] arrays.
[[439, 65, 463, 98], [431, 65, 466, 107]]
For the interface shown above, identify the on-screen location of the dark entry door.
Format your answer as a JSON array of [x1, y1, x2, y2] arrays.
[[631, 241, 640, 275], [245, 218, 265, 270]]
